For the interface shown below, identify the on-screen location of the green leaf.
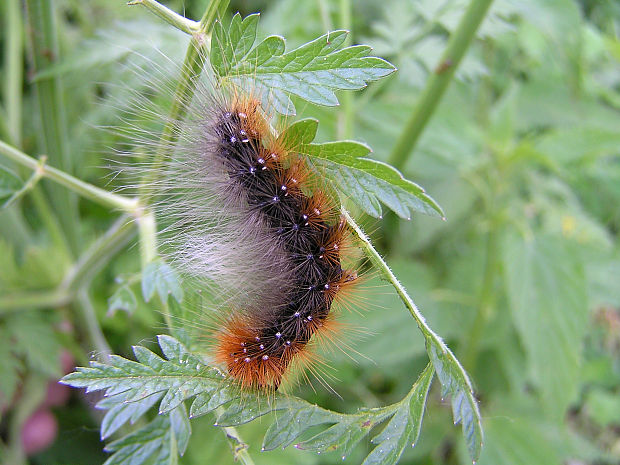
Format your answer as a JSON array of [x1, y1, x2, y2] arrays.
[[277, 118, 319, 149], [7, 313, 61, 378], [103, 405, 188, 465], [211, 13, 396, 115], [296, 364, 433, 463], [108, 285, 138, 317], [0, 166, 22, 206], [142, 260, 184, 304], [363, 363, 434, 465], [427, 338, 483, 462], [302, 141, 444, 218], [62, 336, 437, 465], [503, 234, 588, 420]]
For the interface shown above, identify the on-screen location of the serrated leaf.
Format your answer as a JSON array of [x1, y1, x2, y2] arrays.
[[301, 141, 444, 218], [100, 393, 163, 439], [503, 234, 588, 420], [261, 400, 340, 451], [63, 336, 441, 464], [142, 260, 183, 304], [297, 363, 434, 462], [103, 407, 188, 465], [210, 14, 260, 77], [211, 14, 395, 115], [427, 337, 483, 461], [363, 363, 434, 465], [170, 404, 191, 456], [108, 285, 137, 317]]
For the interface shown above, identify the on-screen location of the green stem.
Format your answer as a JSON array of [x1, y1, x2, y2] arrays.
[[387, 0, 494, 169], [77, 289, 112, 359], [215, 407, 256, 465], [317, 0, 333, 31], [25, 0, 81, 254], [4, 0, 22, 146], [61, 215, 136, 292], [462, 226, 498, 370], [128, 0, 199, 34], [0, 290, 71, 314], [138, 209, 158, 267], [2, 155, 46, 209], [0, 140, 139, 212], [343, 208, 445, 344]]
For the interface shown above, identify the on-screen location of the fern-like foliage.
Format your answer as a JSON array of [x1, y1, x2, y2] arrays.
[[279, 118, 444, 219], [211, 13, 396, 115], [62, 336, 437, 465]]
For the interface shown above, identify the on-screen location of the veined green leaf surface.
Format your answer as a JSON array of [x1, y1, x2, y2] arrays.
[[62, 336, 436, 465], [211, 13, 396, 115]]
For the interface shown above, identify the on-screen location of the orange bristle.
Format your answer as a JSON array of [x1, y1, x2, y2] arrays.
[[275, 159, 310, 197], [319, 215, 352, 265], [215, 317, 288, 389], [301, 191, 338, 229]]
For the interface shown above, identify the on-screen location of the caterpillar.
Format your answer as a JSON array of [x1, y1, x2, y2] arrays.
[[208, 97, 357, 390], [132, 75, 360, 391]]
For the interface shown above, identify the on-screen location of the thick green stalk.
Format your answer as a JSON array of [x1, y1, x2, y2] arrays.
[[0, 141, 138, 212], [24, 0, 81, 254], [387, 0, 494, 169], [0, 290, 71, 313], [4, 0, 22, 145]]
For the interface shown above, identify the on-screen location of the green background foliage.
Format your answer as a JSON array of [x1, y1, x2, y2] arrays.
[[1, 0, 619, 464]]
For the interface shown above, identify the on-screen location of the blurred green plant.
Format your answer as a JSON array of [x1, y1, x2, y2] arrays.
[[1, 0, 619, 465]]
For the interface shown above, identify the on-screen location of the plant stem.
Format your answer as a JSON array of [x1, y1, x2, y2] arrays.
[[77, 289, 112, 359], [2, 155, 46, 209], [462, 226, 498, 370], [317, 0, 333, 31], [24, 0, 81, 254], [0, 290, 71, 314], [4, 0, 22, 146], [343, 208, 444, 344], [387, 0, 494, 170], [128, 0, 199, 34], [61, 215, 136, 292], [0, 140, 139, 212], [215, 407, 256, 465], [343, 207, 476, 401]]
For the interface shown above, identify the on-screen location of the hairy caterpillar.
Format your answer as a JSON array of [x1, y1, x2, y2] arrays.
[[120, 46, 362, 392], [207, 95, 359, 390]]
